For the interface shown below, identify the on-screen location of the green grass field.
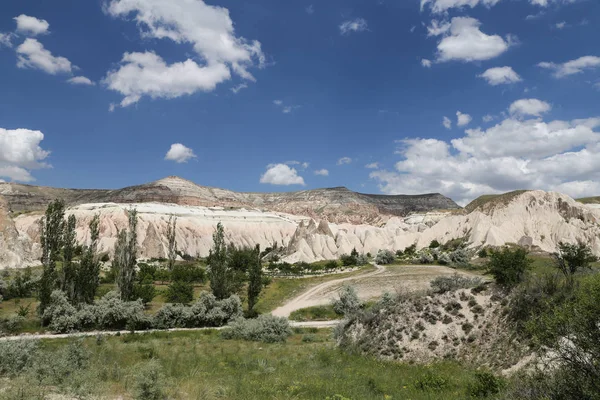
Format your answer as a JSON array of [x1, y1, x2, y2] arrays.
[[1, 329, 489, 400]]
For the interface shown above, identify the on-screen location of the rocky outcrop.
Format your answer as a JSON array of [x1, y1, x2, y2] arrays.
[[2, 190, 600, 269], [0, 176, 460, 225]]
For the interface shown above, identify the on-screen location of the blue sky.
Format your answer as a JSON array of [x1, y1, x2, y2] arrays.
[[0, 0, 598, 204]]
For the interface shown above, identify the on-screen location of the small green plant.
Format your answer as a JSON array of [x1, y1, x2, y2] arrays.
[[16, 303, 32, 318], [429, 240, 441, 249], [414, 371, 448, 391], [487, 247, 532, 288], [132, 360, 165, 400], [467, 371, 505, 398], [222, 315, 292, 343]]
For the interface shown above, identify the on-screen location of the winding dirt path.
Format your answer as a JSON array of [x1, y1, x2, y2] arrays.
[[271, 263, 386, 318]]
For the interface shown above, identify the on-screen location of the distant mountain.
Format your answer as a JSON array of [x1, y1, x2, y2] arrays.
[[0, 176, 460, 224]]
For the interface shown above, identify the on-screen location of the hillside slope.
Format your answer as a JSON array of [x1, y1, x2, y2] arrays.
[[0, 176, 460, 224]]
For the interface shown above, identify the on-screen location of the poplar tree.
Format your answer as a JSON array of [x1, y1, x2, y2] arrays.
[[77, 214, 101, 304], [38, 199, 66, 315], [166, 215, 177, 271], [60, 214, 77, 301], [247, 244, 263, 315], [208, 222, 229, 299], [115, 209, 138, 301]]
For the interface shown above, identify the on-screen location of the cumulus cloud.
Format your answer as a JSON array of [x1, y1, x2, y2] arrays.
[[456, 111, 472, 127], [430, 17, 513, 62], [509, 98, 551, 117], [421, 0, 501, 14], [0, 128, 50, 182], [67, 76, 95, 86], [104, 52, 230, 107], [273, 99, 300, 114], [14, 15, 50, 36], [421, 59, 432, 68], [260, 164, 305, 185], [105, 0, 264, 104], [339, 18, 368, 35], [421, 0, 575, 13], [365, 162, 380, 169], [443, 116, 452, 129], [337, 157, 352, 165], [478, 66, 522, 85], [16, 38, 72, 75], [370, 110, 600, 204], [538, 56, 600, 78], [165, 143, 196, 163], [483, 114, 495, 123], [314, 169, 329, 176]]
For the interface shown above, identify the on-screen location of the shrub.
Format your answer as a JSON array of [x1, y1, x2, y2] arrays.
[[478, 248, 488, 258], [0, 340, 38, 376], [467, 371, 505, 398], [553, 242, 597, 281], [43, 290, 80, 333], [340, 254, 358, 267], [132, 283, 157, 305], [429, 240, 441, 249], [171, 264, 206, 283], [420, 252, 435, 264], [29, 341, 90, 387], [404, 244, 417, 256], [450, 247, 471, 266], [414, 372, 448, 391], [488, 247, 532, 288], [165, 280, 194, 304], [356, 254, 369, 266], [88, 291, 151, 331], [396, 250, 404, 257], [437, 253, 451, 265], [0, 315, 25, 334], [154, 292, 242, 329], [222, 315, 292, 343], [100, 253, 110, 263], [430, 274, 483, 294], [375, 250, 395, 265], [132, 360, 165, 400], [332, 285, 363, 316]]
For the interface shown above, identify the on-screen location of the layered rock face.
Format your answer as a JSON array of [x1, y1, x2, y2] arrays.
[[2, 178, 599, 269], [0, 176, 460, 225]]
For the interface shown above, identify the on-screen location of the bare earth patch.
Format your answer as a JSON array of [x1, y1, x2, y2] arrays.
[[273, 264, 477, 317]]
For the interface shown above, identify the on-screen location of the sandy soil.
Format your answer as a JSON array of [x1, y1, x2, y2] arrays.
[[272, 263, 476, 318]]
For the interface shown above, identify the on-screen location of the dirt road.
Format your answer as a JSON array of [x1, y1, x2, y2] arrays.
[[272, 263, 476, 318]]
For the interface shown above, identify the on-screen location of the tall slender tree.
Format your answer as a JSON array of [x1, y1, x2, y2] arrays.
[[77, 214, 101, 304], [247, 244, 263, 315], [38, 199, 66, 315], [115, 209, 138, 301], [208, 222, 230, 299], [60, 214, 77, 301], [166, 215, 177, 271]]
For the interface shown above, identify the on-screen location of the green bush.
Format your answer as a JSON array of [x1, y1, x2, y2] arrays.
[[165, 280, 194, 304], [222, 315, 292, 343], [132, 360, 165, 400], [467, 371, 505, 398], [132, 283, 157, 305], [430, 274, 483, 294], [429, 240, 441, 249], [375, 249, 395, 265], [340, 254, 358, 267], [414, 371, 448, 391], [488, 247, 532, 288], [332, 285, 363, 316], [0, 340, 38, 376], [153, 292, 242, 329], [477, 248, 488, 258]]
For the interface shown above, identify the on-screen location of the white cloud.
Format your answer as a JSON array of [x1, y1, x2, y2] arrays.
[[555, 21, 567, 29], [483, 114, 495, 123], [456, 111, 472, 127], [273, 99, 300, 114], [365, 162, 380, 169], [16, 38, 72, 75], [104, 52, 230, 107], [478, 66, 522, 85], [421, 0, 575, 13], [165, 143, 196, 163], [68, 76, 95, 86], [0, 128, 50, 182], [538, 56, 600, 78], [0, 33, 14, 48], [443, 116, 452, 129], [431, 17, 513, 62], [105, 0, 264, 102], [370, 110, 600, 204], [339, 18, 368, 35], [337, 157, 352, 165], [14, 15, 50, 36], [509, 98, 551, 117], [231, 83, 248, 94], [286, 161, 309, 169], [314, 169, 329, 176], [421, 0, 501, 14], [421, 59, 432, 68], [260, 164, 305, 185], [306, 5, 315, 14]]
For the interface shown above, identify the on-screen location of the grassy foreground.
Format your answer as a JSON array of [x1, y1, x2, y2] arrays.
[[1, 329, 484, 400]]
